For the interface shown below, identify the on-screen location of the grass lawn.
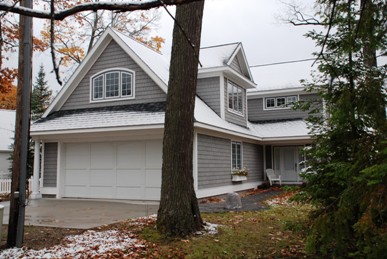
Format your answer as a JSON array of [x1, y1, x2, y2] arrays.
[[0, 190, 312, 258], [138, 201, 311, 258]]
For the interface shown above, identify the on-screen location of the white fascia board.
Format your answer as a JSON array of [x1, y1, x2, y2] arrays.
[[30, 124, 164, 137], [226, 43, 241, 66], [109, 29, 168, 93], [238, 45, 254, 81], [194, 122, 261, 141], [197, 69, 223, 79], [199, 67, 256, 89], [43, 32, 112, 118], [224, 67, 256, 88], [247, 87, 306, 98], [261, 135, 311, 142], [227, 43, 253, 81]]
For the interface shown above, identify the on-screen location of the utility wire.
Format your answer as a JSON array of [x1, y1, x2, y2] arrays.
[[249, 58, 315, 68]]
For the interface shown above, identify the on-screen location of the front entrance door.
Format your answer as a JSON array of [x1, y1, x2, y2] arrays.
[[273, 146, 301, 182]]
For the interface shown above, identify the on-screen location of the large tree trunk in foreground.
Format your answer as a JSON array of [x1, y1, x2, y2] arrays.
[[157, 0, 205, 237]]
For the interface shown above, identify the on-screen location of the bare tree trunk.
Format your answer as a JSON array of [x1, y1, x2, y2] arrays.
[[157, 0, 204, 237]]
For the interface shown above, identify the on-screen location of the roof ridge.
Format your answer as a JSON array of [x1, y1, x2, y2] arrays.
[[110, 28, 163, 55], [200, 42, 240, 50]]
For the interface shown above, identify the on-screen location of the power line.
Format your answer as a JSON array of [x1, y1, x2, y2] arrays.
[[249, 58, 315, 68]]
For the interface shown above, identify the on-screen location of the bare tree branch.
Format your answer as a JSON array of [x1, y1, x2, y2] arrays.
[[0, 0, 201, 20], [312, 0, 337, 66], [282, 1, 325, 26], [49, 0, 62, 86]]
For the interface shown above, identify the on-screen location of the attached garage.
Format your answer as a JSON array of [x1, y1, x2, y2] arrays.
[[62, 140, 162, 200]]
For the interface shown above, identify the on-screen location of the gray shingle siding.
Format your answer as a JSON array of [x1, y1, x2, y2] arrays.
[[61, 40, 166, 110], [197, 134, 231, 189], [243, 143, 264, 182], [247, 93, 321, 122], [197, 134, 263, 189], [224, 78, 248, 127], [230, 57, 242, 74], [196, 77, 221, 116], [43, 142, 57, 187]]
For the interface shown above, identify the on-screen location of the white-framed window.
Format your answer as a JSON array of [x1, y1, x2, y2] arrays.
[[265, 95, 298, 109], [227, 80, 244, 115], [90, 68, 134, 102], [231, 141, 242, 170]]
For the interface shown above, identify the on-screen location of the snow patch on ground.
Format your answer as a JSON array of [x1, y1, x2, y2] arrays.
[[0, 230, 137, 259], [203, 222, 219, 235]]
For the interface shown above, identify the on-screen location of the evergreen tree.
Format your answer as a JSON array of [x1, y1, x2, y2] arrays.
[[31, 64, 51, 121], [299, 0, 387, 257]]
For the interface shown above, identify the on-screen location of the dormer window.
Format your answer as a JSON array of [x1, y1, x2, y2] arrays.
[[227, 80, 244, 115], [265, 95, 298, 109], [90, 69, 135, 102]]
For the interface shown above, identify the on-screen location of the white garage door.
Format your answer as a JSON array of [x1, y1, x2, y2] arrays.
[[63, 140, 162, 200]]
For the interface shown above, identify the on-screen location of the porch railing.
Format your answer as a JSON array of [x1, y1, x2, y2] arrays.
[[0, 178, 33, 194]]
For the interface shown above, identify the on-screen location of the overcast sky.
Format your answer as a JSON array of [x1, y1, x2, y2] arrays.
[[158, 0, 318, 89], [8, 0, 319, 94]]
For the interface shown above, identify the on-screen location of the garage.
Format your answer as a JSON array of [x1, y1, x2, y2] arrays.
[[63, 140, 162, 200]]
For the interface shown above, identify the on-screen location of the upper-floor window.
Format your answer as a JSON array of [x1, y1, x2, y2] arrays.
[[91, 69, 135, 102], [227, 80, 244, 115], [265, 95, 298, 109]]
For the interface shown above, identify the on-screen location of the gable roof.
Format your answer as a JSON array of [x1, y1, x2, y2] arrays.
[[44, 28, 256, 118], [0, 109, 15, 151], [43, 28, 170, 118], [33, 28, 308, 142], [200, 43, 239, 68], [199, 42, 255, 88]]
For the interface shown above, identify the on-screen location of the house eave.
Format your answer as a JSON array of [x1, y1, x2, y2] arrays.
[[194, 122, 261, 141], [261, 135, 312, 145], [247, 87, 307, 98], [30, 124, 164, 138], [199, 67, 256, 89]]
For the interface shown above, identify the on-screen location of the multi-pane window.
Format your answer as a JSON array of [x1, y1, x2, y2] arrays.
[[227, 80, 244, 114], [93, 75, 104, 99], [121, 72, 132, 96], [105, 72, 119, 98], [265, 95, 298, 109], [231, 141, 242, 170], [91, 69, 134, 101]]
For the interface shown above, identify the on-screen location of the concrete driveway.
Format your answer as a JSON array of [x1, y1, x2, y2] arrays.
[[0, 199, 159, 229]]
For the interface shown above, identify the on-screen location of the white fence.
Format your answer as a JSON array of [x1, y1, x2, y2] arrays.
[[0, 178, 32, 194]]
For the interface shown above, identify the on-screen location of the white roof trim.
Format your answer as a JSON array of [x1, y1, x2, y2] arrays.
[[261, 135, 310, 141], [43, 28, 168, 118], [248, 87, 306, 98], [226, 43, 253, 81], [198, 67, 256, 88], [109, 28, 168, 93], [226, 43, 241, 66], [194, 122, 261, 141], [43, 33, 112, 118], [30, 123, 164, 137]]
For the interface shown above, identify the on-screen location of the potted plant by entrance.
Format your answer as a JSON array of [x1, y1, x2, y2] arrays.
[[231, 167, 248, 182]]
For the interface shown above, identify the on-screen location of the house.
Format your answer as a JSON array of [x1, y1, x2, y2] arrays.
[[0, 109, 15, 176], [30, 28, 318, 200]]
